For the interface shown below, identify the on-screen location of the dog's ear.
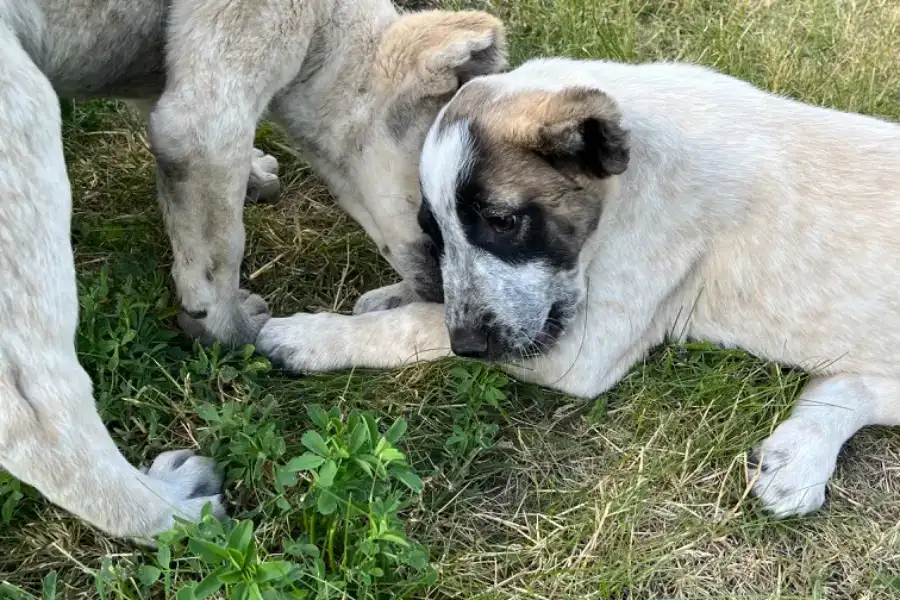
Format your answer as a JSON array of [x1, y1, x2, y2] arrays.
[[492, 87, 630, 178], [376, 10, 507, 98]]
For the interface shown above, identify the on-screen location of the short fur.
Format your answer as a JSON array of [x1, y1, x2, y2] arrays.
[[257, 58, 900, 518], [0, 0, 505, 539]]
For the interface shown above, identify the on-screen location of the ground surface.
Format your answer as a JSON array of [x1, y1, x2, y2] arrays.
[[1, 0, 899, 598]]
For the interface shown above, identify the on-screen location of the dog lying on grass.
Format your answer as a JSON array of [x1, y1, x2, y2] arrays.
[[258, 57, 900, 518], [0, 0, 505, 540]]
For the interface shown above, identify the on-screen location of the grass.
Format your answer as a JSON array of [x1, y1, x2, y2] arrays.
[[2, 0, 899, 597]]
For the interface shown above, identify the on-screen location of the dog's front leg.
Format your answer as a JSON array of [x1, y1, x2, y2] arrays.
[[256, 303, 453, 372], [499, 235, 709, 399], [127, 99, 280, 205], [150, 102, 270, 347], [148, 0, 312, 347]]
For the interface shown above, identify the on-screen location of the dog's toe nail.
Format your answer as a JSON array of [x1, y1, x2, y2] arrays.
[[747, 449, 765, 472]]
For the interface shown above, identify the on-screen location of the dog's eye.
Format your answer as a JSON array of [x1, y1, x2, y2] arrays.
[[486, 214, 519, 234]]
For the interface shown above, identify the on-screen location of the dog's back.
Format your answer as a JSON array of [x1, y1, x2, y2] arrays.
[[498, 58, 900, 375], [693, 101, 899, 376], [567, 60, 900, 375], [2, 0, 168, 98]]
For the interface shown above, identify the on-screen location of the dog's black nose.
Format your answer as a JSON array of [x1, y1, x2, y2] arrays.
[[449, 327, 489, 358], [182, 306, 208, 320]]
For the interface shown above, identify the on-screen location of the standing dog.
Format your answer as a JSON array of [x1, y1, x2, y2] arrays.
[[0, 0, 505, 539], [258, 58, 900, 518]]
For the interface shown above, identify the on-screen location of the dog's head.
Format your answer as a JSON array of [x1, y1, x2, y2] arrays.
[[317, 10, 506, 303], [418, 80, 630, 361]]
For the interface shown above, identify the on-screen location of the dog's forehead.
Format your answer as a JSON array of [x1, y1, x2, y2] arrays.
[[421, 78, 504, 172], [423, 79, 576, 207], [421, 81, 523, 213]]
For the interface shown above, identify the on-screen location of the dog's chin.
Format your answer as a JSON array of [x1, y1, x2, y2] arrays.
[[532, 321, 562, 350], [471, 302, 574, 363], [529, 315, 566, 355], [529, 301, 569, 354], [484, 320, 566, 363], [473, 336, 534, 364]]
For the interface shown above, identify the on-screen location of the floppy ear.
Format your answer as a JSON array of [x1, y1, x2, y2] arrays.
[[497, 87, 630, 178], [375, 10, 507, 98]]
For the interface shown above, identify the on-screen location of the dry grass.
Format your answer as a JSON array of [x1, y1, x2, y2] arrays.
[[1, 0, 899, 598]]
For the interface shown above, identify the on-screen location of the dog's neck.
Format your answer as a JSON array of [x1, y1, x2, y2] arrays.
[[270, 0, 401, 165]]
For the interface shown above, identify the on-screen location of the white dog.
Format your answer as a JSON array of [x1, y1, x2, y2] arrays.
[[258, 58, 900, 518], [0, 0, 505, 539]]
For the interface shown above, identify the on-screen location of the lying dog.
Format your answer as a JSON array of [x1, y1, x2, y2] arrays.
[[258, 58, 900, 518], [0, 0, 505, 539]]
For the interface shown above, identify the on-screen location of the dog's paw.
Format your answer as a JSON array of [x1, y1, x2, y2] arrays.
[[748, 420, 835, 518], [353, 281, 421, 315], [143, 450, 226, 521], [254, 314, 320, 372], [179, 289, 271, 347], [255, 313, 351, 373], [245, 148, 280, 204]]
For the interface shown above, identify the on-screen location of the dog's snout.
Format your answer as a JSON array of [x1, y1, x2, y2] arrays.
[[449, 327, 489, 358]]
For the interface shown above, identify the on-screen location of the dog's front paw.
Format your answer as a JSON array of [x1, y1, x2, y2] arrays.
[[748, 420, 836, 518], [179, 289, 271, 347], [256, 313, 351, 373], [245, 148, 280, 204], [254, 314, 320, 372], [142, 450, 226, 521], [353, 281, 422, 315]]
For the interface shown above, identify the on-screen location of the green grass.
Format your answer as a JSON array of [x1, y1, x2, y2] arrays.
[[2, 0, 899, 597]]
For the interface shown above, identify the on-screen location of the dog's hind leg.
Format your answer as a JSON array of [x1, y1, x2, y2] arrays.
[[148, 0, 311, 347], [750, 374, 900, 517], [0, 25, 224, 539]]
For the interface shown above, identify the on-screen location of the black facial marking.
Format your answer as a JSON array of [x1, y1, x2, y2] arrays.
[[453, 133, 582, 270], [417, 188, 445, 262], [409, 189, 445, 302]]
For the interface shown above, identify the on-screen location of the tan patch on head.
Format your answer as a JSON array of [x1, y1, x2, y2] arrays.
[[374, 10, 507, 98], [489, 88, 623, 155], [445, 85, 629, 177]]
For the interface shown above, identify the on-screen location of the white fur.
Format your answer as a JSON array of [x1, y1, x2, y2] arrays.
[[0, 18, 224, 540], [420, 120, 474, 230], [751, 376, 900, 516], [260, 58, 900, 518]]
